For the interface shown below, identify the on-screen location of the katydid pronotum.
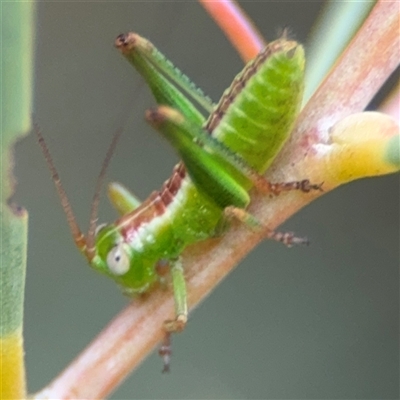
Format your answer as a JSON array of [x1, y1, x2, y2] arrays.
[[35, 32, 322, 372]]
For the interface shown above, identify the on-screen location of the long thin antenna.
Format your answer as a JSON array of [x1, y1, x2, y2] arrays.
[[85, 127, 123, 259], [34, 123, 87, 251], [84, 80, 147, 258], [36, 80, 145, 261]]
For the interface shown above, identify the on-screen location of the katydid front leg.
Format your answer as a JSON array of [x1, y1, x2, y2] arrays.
[[159, 258, 188, 373]]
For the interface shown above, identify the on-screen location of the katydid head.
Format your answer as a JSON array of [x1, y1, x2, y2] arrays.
[[35, 123, 157, 292], [90, 221, 159, 294], [89, 224, 132, 276]]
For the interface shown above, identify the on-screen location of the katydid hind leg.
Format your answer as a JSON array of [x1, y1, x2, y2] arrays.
[[146, 107, 251, 210], [146, 106, 323, 198], [115, 32, 215, 116], [115, 32, 209, 128], [224, 206, 309, 247], [118, 34, 322, 197]]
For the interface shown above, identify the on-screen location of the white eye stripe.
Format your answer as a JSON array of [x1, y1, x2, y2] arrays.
[[106, 243, 130, 275]]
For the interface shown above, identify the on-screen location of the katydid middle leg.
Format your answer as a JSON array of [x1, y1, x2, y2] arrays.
[[224, 206, 309, 247]]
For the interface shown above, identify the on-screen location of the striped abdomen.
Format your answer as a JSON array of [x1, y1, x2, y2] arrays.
[[207, 38, 304, 173]]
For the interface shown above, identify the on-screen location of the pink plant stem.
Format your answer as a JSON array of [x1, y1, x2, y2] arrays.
[[274, 0, 399, 172], [198, 0, 265, 61], [33, 1, 399, 399], [35, 231, 267, 400], [299, 0, 399, 131]]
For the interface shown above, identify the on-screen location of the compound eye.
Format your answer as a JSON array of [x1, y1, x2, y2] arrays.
[[106, 244, 130, 275]]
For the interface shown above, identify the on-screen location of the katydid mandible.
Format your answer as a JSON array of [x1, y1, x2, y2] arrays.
[[36, 32, 321, 372]]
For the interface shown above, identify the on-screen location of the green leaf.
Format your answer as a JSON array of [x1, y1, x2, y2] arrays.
[[1, 1, 35, 398]]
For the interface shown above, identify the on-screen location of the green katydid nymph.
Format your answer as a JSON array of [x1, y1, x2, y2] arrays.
[[35, 32, 322, 372]]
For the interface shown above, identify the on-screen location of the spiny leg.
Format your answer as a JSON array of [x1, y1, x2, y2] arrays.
[[146, 106, 312, 247], [158, 258, 188, 373], [146, 106, 323, 197], [224, 206, 309, 247], [117, 35, 321, 197], [115, 32, 214, 116], [115, 32, 211, 130], [176, 115, 323, 196], [267, 179, 323, 196]]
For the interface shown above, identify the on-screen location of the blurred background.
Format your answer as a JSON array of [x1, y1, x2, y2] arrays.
[[14, 1, 398, 398]]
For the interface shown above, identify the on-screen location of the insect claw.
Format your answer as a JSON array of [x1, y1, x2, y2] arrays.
[[268, 231, 309, 247], [159, 333, 172, 373], [290, 235, 310, 246], [163, 314, 187, 333], [162, 364, 170, 374], [315, 181, 325, 192], [266, 179, 324, 196], [299, 179, 324, 193]]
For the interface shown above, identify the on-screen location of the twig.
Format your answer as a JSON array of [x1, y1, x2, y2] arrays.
[[198, 0, 265, 61], [33, 1, 399, 398]]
